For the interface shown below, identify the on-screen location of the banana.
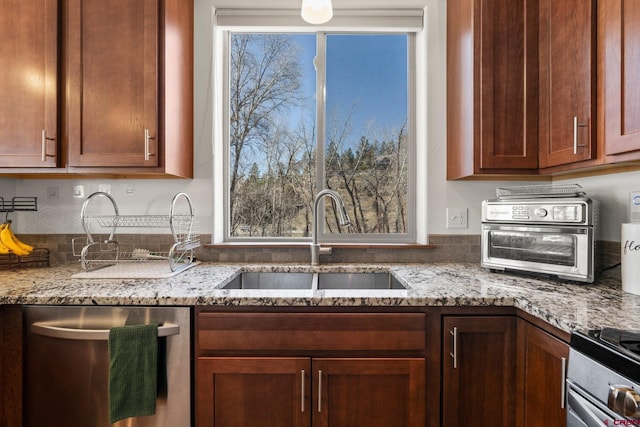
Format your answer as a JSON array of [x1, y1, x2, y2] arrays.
[[0, 222, 31, 256], [6, 223, 34, 253], [0, 225, 10, 255]]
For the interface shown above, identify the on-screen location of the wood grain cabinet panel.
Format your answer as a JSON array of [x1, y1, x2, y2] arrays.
[[197, 357, 311, 427], [447, 0, 539, 179], [516, 319, 569, 427], [601, 0, 640, 160], [195, 310, 427, 427], [64, 0, 193, 177], [0, 306, 23, 427], [0, 0, 59, 167], [442, 316, 516, 427], [196, 357, 425, 427], [538, 0, 596, 168], [0, 0, 193, 177], [66, 0, 159, 168]]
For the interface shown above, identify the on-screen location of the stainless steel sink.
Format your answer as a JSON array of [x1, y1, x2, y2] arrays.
[[222, 271, 406, 290], [317, 272, 405, 290], [223, 272, 314, 289]]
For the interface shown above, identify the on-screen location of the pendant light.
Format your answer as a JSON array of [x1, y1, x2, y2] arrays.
[[301, 0, 333, 25]]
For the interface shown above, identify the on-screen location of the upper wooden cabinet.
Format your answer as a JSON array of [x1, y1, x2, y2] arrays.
[[0, 0, 193, 178], [0, 0, 59, 168], [600, 0, 640, 161], [447, 0, 539, 179], [65, 0, 160, 169], [538, 0, 597, 169], [64, 0, 193, 177]]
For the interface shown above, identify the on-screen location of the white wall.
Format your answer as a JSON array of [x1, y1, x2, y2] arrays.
[[6, 0, 639, 243]]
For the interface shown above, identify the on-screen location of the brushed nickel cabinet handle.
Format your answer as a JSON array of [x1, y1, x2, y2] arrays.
[[301, 370, 305, 413], [450, 326, 458, 369], [31, 322, 179, 340], [144, 128, 155, 160], [561, 357, 567, 409], [318, 370, 322, 413], [573, 117, 588, 154], [41, 130, 55, 162]]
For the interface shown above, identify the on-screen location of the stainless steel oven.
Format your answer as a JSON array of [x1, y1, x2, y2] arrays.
[[481, 187, 599, 283], [568, 329, 640, 425]]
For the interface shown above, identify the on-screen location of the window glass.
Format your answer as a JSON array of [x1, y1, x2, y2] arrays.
[[324, 34, 409, 235], [228, 32, 411, 240]]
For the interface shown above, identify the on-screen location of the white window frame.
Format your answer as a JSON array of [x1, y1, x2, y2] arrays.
[[211, 9, 428, 245]]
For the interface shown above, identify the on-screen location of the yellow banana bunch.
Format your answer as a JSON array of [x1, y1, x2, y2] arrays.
[[0, 222, 34, 257]]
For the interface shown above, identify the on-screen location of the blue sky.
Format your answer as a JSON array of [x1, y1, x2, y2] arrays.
[[296, 34, 408, 147]]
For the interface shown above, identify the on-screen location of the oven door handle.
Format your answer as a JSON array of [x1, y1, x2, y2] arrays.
[[568, 388, 618, 427], [31, 322, 180, 340]]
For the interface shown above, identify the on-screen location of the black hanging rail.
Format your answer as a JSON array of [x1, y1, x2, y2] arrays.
[[0, 196, 38, 212]]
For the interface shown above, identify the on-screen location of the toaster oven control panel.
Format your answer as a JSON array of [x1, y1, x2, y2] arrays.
[[483, 201, 586, 224]]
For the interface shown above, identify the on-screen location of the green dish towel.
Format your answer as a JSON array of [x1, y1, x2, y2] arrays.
[[108, 323, 159, 424]]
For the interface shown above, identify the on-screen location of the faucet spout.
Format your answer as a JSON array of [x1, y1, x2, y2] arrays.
[[311, 189, 351, 265]]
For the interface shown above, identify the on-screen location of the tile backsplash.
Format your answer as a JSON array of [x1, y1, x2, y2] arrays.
[[17, 234, 623, 269]]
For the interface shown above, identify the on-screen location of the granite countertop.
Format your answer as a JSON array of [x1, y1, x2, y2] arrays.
[[0, 262, 634, 334]]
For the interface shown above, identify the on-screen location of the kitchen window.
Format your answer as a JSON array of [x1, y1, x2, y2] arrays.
[[212, 10, 425, 244]]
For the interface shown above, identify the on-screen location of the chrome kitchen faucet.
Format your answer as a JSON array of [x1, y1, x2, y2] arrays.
[[311, 189, 351, 265]]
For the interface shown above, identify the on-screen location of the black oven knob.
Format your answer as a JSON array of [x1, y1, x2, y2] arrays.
[[534, 208, 548, 218]]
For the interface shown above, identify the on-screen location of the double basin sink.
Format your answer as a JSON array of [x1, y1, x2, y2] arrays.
[[222, 271, 406, 290]]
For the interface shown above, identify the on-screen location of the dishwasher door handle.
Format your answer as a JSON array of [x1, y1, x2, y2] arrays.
[[31, 322, 180, 340]]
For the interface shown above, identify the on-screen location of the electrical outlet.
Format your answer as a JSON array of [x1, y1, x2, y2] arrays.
[[73, 185, 85, 199], [46, 186, 59, 200], [446, 208, 468, 229], [98, 184, 111, 194]]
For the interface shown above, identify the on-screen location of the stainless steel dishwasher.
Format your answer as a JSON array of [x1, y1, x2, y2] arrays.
[[23, 305, 191, 427]]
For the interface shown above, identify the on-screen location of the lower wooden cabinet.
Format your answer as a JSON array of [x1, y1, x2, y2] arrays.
[[516, 319, 569, 427], [442, 315, 517, 427], [195, 310, 427, 427], [194, 309, 570, 427], [196, 356, 425, 427], [0, 305, 22, 427]]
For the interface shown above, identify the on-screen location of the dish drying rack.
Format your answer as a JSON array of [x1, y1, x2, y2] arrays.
[[73, 192, 199, 272]]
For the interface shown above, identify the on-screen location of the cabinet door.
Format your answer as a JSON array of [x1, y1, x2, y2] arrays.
[[0, 0, 58, 167], [539, 0, 596, 168], [196, 357, 311, 427], [602, 0, 640, 157], [0, 306, 22, 427], [516, 320, 569, 427], [66, 0, 159, 168], [447, 0, 538, 179], [313, 358, 425, 427], [442, 316, 516, 427]]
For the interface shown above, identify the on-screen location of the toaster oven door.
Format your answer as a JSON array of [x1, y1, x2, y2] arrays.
[[481, 224, 594, 282]]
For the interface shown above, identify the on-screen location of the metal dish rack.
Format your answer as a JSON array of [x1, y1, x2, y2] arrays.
[[73, 192, 200, 272]]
